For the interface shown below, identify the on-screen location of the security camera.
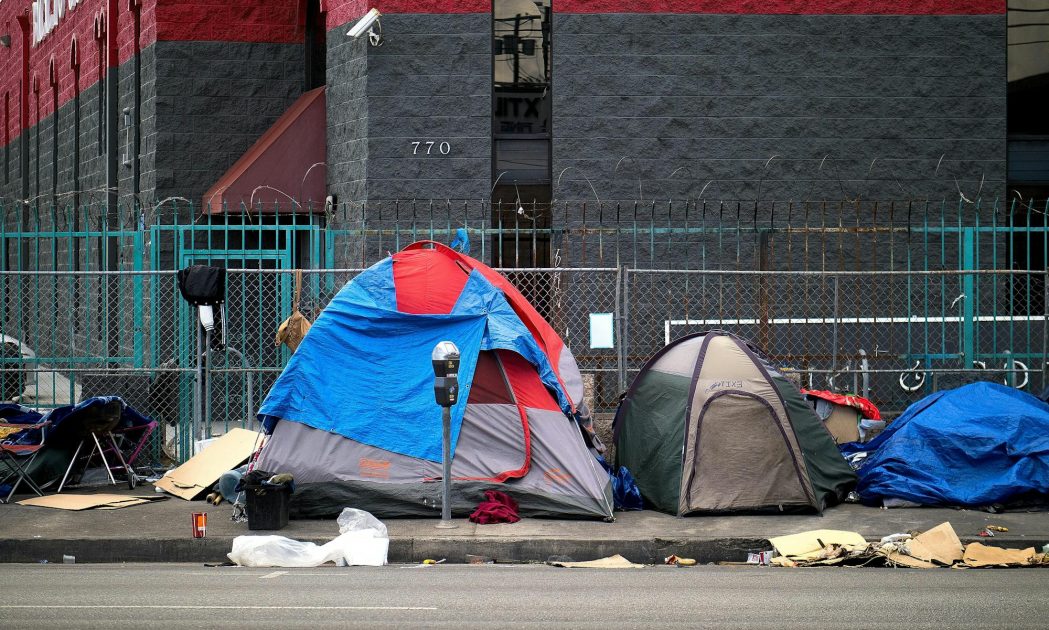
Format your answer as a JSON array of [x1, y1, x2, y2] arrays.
[[347, 8, 382, 40]]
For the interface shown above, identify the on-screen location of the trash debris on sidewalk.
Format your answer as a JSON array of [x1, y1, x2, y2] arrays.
[[962, 543, 1038, 568], [766, 522, 1049, 569], [746, 551, 776, 565], [17, 493, 166, 511], [768, 529, 868, 563], [155, 428, 262, 500], [465, 554, 493, 564], [227, 507, 388, 567], [547, 554, 643, 568], [664, 555, 696, 566], [901, 522, 963, 566], [401, 558, 446, 569]]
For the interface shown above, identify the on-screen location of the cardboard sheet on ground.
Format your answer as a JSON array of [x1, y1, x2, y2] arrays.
[[17, 494, 166, 510], [962, 543, 1036, 568], [883, 551, 937, 569], [906, 522, 963, 566], [154, 428, 262, 500], [549, 554, 643, 568], [768, 530, 868, 561]]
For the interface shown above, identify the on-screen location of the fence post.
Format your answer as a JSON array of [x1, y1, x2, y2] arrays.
[[1043, 269, 1048, 393], [758, 230, 770, 352], [831, 275, 840, 383], [621, 267, 631, 394], [960, 227, 975, 370], [615, 266, 625, 393], [133, 230, 144, 367], [1005, 349, 1015, 388]]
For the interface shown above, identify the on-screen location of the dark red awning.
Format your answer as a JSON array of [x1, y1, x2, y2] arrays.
[[203, 86, 327, 214]]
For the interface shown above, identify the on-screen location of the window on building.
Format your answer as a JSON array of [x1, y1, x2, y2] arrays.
[[1007, 3, 1049, 312], [304, 0, 327, 91], [492, 0, 552, 268]]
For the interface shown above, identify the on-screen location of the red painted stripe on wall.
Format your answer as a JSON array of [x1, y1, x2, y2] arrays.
[[156, 0, 304, 44], [553, 0, 1004, 15], [328, 0, 1003, 26], [0, 0, 155, 131]]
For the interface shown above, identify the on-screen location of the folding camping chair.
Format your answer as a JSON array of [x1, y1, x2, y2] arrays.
[[0, 420, 51, 503], [56, 401, 136, 492], [107, 419, 159, 473]]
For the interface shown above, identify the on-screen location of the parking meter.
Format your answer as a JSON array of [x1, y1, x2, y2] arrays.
[[432, 341, 460, 528], [432, 341, 460, 407]]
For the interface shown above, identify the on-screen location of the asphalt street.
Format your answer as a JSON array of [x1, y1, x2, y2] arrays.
[[0, 563, 1046, 629]]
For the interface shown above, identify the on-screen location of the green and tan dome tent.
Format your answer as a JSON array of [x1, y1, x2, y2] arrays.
[[613, 331, 856, 515]]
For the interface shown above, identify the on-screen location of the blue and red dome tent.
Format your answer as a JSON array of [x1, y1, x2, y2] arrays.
[[256, 242, 613, 519]]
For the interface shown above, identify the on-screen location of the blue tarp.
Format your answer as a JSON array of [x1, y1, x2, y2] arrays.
[[596, 456, 644, 511], [258, 259, 570, 463], [0, 397, 152, 447], [842, 382, 1049, 507]]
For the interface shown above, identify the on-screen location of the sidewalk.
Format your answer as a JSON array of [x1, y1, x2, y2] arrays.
[[2, 486, 1046, 564]]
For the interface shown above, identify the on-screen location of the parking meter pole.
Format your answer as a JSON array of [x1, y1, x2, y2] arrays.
[[204, 328, 212, 440], [432, 341, 460, 530], [193, 325, 202, 453], [437, 405, 456, 528]]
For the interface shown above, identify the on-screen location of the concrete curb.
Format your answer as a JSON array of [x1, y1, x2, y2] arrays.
[[0, 536, 768, 565], [2, 535, 1041, 565]]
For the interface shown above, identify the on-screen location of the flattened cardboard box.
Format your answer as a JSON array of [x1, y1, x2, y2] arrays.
[[154, 428, 262, 500], [18, 494, 166, 511]]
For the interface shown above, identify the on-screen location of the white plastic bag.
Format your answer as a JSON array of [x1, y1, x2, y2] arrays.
[[228, 535, 341, 568], [337, 507, 387, 537], [228, 508, 389, 568]]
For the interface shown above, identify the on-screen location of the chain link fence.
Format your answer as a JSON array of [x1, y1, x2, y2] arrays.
[[3, 267, 1045, 464], [625, 269, 1048, 415]]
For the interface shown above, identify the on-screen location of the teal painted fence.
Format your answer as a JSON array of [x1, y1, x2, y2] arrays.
[[1, 196, 1047, 463]]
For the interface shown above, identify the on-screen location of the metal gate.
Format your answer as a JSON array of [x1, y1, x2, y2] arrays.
[[149, 220, 324, 456]]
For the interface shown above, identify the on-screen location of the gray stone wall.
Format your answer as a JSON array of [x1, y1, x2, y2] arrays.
[[325, 23, 369, 206], [1, 138, 17, 203], [553, 14, 1006, 205], [152, 40, 304, 207], [119, 44, 158, 210], [325, 14, 492, 204], [0, 62, 143, 216]]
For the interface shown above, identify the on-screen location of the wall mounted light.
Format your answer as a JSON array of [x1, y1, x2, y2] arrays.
[[0, 34, 11, 47]]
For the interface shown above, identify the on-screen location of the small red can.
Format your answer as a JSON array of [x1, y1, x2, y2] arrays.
[[191, 512, 207, 538]]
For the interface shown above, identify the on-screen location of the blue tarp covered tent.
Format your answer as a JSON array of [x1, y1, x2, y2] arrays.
[[843, 382, 1049, 507], [253, 244, 614, 519], [258, 258, 571, 464]]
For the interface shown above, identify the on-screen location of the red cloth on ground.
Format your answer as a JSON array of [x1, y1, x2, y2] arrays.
[[468, 490, 520, 524], [801, 389, 881, 420]]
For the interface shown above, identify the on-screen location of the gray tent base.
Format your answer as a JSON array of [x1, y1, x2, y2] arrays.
[[289, 479, 615, 521]]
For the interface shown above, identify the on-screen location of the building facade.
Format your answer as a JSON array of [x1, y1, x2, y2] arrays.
[[5, 1, 1049, 438], [0, 0, 1023, 272]]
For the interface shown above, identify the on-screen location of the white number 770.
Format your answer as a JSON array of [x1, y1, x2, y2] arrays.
[[411, 141, 451, 155]]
